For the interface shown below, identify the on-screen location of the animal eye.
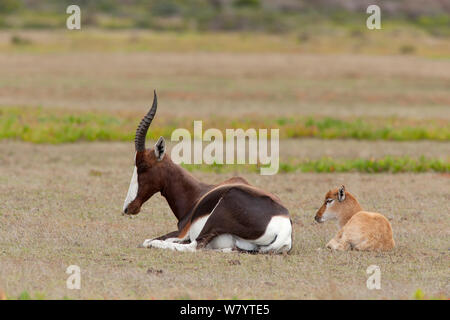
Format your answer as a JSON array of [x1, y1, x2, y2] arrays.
[[326, 199, 333, 204]]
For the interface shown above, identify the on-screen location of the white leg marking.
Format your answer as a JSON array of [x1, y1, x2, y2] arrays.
[[165, 237, 185, 243], [147, 240, 197, 252], [141, 233, 189, 248], [142, 238, 152, 248], [143, 198, 231, 252]]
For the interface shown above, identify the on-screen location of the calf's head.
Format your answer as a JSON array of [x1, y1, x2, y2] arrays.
[[122, 91, 168, 215], [315, 185, 352, 223]]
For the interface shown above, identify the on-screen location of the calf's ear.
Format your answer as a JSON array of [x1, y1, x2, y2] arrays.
[[338, 185, 346, 202]]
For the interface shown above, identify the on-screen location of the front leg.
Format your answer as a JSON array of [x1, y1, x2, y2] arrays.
[[326, 237, 349, 251], [139, 230, 181, 248], [146, 240, 198, 252], [154, 230, 181, 241]]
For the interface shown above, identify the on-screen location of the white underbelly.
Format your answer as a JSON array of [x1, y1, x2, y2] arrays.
[[207, 234, 235, 249], [189, 214, 291, 253], [206, 234, 259, 251]]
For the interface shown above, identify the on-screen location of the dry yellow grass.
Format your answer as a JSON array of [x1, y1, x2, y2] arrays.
[[0, 30, 448, 300], [0, 142, 448, 299]]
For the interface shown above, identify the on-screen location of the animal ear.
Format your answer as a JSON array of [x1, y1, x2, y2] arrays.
[[338, 185, 346, 202], [154, 136, 166, 161]]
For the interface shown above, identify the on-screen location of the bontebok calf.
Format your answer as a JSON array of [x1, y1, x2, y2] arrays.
[[122, 91, 292, 253], [314, 185, 394, 251]]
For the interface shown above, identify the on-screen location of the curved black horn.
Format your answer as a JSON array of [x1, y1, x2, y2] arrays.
[[135, 90, 157, 152]]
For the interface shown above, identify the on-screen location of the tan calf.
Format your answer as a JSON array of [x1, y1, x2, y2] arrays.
[[314, 185, 394, 251]]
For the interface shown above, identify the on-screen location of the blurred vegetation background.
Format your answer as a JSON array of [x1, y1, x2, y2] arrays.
[[0, 1, 449, 302], [0, 0, 448, 35], [0, 0, 448, 173]]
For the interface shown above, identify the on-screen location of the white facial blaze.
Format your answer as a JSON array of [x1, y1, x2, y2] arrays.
[[322, 200, 337, 221], [123, 154, 138, 212], [326, 199, 334, 208]]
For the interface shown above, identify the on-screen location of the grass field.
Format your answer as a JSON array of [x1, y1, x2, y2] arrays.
[[0, 32, 449, 120], [0, 30, 449, 300], [0, 142, 448, 299]]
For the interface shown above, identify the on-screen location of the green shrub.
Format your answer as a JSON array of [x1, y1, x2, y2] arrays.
[[10, 34, 32, 45], [182, 157, 449, 174], [17, 291, 31, 300], [0, 0, 21, 14], [399, 44, 416, 55], [233, 0, 261, 9]]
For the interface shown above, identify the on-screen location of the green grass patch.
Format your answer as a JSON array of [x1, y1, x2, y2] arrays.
[[17, 291, 31, 300], [0, 290, 58, 300], [287, 117, 449, 141], [0, 107, 168, 143], [181, 156, 449, 174], [414, 289, 448, 300], [1, 107, 448, 143]]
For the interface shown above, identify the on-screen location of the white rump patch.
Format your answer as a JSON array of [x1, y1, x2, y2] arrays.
[[123, 153, 138, 212], [256, 216, 292, 253]]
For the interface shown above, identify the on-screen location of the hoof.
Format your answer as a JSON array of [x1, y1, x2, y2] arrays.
[[140, 239, 155, 248]]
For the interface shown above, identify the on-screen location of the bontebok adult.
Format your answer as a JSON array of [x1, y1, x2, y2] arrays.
[[122, 91, 292, 253]]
